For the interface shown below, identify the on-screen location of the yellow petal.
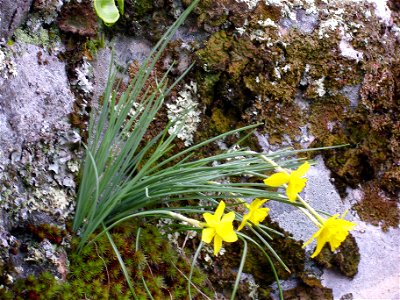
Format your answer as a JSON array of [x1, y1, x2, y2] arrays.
[[311, 236, 327, 258], [250, 198, 268, 210], [221, 229, 238, 243], [221, 211, 235, 223], [286, 177, 307, 201], [264, 172, 290, 187], [238, 214, 250, 231], [203, 212, 218, 227], [213, 234, 223, 255], [216, 220, 235, 240], [327, 219, 356, 252], [201, 228, 215, 244], [307, 215, 356, 258], [286, 183, 298, 201], [294, 161, 310, 177], [250, 208, 269, 225], [303, 226, 323, 248], [214, 201, 225, 220]]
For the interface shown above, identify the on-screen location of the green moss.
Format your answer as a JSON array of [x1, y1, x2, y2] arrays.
[[0, 222, 211, 299], [196, 31, 232, 72], [13, 27, 60, 48], [127, 0, 153, 18], [211, 108, 232, 133], [196, 72, 220, 106]]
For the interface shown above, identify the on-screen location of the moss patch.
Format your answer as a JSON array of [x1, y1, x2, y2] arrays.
[[0, 222, 211, 299]]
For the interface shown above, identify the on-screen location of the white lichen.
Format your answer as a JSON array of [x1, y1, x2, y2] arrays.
[[314, 77, 326, 97], [0, 48, 17, 79], [28, 187, 75, 221], [74, 58, 94, 94], [258, 18, 278, 27], [67, 160, 80, 173], [167, 81, 201, 146]]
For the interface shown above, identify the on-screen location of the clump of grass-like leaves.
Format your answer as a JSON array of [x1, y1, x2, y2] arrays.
[[73, 0, 298, 249], [73, 1, 352, 298]]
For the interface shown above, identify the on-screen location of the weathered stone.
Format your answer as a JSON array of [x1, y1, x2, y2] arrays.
[[0, 0, 33, 42], [0, 44, 74, 160]]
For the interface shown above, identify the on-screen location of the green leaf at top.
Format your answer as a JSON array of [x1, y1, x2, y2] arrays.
[[94, 0, 120, 25]]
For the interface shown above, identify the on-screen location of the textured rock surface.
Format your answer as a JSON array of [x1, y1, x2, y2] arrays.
[[0, 44, 74, 158], [0, 42, 77, 282], [0, 0, 33, 42], [0, 0, 399, 298]]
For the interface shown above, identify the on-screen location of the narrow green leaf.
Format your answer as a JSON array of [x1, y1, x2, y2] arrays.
[[104, 225, 137, 299], [188, 242, 203, 299], [135, 228, 155, 300], [231, 237, 248, 300]]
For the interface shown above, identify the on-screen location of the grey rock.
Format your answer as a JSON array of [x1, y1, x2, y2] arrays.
[[0, 44, 74, 159], [0, 0, 33, 42], [280, 9, 319, 34]]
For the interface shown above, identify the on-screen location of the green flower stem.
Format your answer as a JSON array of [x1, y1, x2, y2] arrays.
[[258, 155, 325, 225]]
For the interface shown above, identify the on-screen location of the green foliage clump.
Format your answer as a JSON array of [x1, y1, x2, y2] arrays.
[[0, 222, 211, 299]]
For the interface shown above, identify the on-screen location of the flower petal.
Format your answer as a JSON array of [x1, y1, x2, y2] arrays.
[[216, 220, 238, 242], [221, 211, 235, 223], [286, 182, 298, 201], [201, 228, 215, 244], [214, 201, 226, 220], [264, 172, 290, 187], [238, 214, 250, 231], [311, 235, 327, 258], [250, 198, 268, 210], [203, 212, 217, 227], [221, 229, 238, 242], [286, 177, 307, 201], [307, 214, 356, 258], [213, 234, 223, 255], [294, 161, 310, 177], [216, 220, 235, 240], [251, 208, 269, 225]]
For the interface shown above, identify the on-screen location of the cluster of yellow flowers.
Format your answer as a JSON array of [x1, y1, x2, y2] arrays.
[[201, 161, 356, 258]]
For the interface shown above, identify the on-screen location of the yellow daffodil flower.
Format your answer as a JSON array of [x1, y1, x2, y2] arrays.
[[202, 201, 238, 255], [303, 213, 356, 258], [238, 198, 270, 231], [263, 161, 310, 202]]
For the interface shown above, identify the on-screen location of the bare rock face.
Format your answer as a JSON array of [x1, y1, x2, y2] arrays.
[[0, 0, 33, 42], [0, 44, 74, 159]]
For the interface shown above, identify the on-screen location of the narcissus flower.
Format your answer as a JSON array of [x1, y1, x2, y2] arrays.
[[202, 201, 238, 255], [264, 161, 310, 202], [238, 198, 270, 231], [303, 213, 356, 258]]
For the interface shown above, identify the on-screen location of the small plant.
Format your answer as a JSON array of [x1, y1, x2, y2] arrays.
[[74, 0, 357, 298]]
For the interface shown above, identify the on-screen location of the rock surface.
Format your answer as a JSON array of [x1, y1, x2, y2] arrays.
[[0, 44, 74, 160], [0, 0, 33, 42], [0, 0, 399, 298]]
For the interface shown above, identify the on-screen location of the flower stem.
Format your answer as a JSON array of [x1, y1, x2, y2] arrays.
[[167, 211, 203, 228]]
